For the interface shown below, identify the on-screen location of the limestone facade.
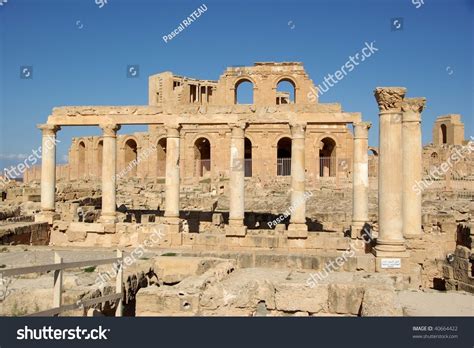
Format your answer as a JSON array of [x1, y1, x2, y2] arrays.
[[24, 63, 355, 183]]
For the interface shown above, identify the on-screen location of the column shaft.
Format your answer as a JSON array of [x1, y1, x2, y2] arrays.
[[402, 98, 425, 237], [288, 122, 308, 238], [100, 124, 120, 223], [351, 122, 371, 238], [39, 125, 60, 217], [164, 125, 181, 220], [374, 87, 407, 256], [229, 124, 245, 225], [226, 123, 247, 237]]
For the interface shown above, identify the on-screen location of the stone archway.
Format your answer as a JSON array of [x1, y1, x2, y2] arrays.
[[234, 78, 254, 104], [156, 138, 167, 177], [78, 141, 86, 179], [194, 137, 211, 177], [124, 139, 138, 177], [440, 124, 447, 144], [245, 137, 252, 177], [97, 140, 103, 178], [276, 78, 296, 104], [277, 137, 292, 176], [319, 137, 336, 177]]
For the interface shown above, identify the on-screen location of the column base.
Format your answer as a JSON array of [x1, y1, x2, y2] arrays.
[[35, 211, 59, 225], [164, 216, 181, 233], [287, 223, 308, 239], [350, 221, 368, 239], [225, 225, 247, 237], [99, 213, 117, 225], [373, 238, 407, 255]]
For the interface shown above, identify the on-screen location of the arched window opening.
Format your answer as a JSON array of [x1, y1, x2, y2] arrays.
[[124, 139, 138, 177], [194, 137, 211, 177], [276, 79, 296, 104], [319, 138, 336, 177], [157, 138, 167, 177], [245, 137, 252, 177], [441, 124, 447, 144], [277, 137, 292, 176], [97, 140, 103, 177], [78, 141, 86, 179], [235, 79, 254, 104]]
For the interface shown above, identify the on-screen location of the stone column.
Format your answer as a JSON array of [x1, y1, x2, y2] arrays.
[[402, 98, 426, 238], [288, 122, 308, 238], [226, 122, 247, 237], [373, 87, 408, 264], [36, 124, 60, 224], [351, 121, 371, 238], [99, 124, 120, 224], [164, 124, 181, 231]]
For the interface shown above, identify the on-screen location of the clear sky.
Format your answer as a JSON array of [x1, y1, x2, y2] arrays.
[[0, 0, 472, 173]]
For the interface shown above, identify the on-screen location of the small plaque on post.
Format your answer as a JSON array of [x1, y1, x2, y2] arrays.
[[381, 258, 401, 269]]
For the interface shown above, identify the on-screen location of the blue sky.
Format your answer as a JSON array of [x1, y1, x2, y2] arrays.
[[0, 0, 472, 173]]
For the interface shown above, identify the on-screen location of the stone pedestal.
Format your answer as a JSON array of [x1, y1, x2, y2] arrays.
[[402, 98, 426, 238], [164, 124, 181, 231], [36, 124, 60, 225], [288, 122, 308, 239], [350, 122, 371, 239], [99, 124, 120, 224], [373, 87, 409, 262]]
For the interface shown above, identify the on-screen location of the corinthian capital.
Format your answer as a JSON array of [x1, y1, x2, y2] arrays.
[[374, 87, 406, 112], [289, 122, 307, 137], [402, 97, 426, 113], [353, 121, 372, 139], [100, 124, 121, 137]]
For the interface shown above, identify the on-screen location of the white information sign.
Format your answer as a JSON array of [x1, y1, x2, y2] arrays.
[[381, 258, 401, 269]]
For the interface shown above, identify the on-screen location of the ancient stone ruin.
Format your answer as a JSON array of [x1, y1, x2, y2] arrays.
[[1, 62, 472, 316]]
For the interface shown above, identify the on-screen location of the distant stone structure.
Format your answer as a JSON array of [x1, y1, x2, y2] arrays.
[[432, 114, 465, 146]]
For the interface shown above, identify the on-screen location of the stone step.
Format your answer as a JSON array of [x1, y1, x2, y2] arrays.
[[161, 249, 375, 273]]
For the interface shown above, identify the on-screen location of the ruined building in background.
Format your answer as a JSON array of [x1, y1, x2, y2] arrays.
[[24, 62, 356, 183], [423, 114, 472, 180]]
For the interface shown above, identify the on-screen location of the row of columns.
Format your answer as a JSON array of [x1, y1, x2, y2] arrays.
[[36, 121, 311, 236], [37, 92, 424, 257], [372, 88, 426, 262], [36, 123, 181, 226]]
